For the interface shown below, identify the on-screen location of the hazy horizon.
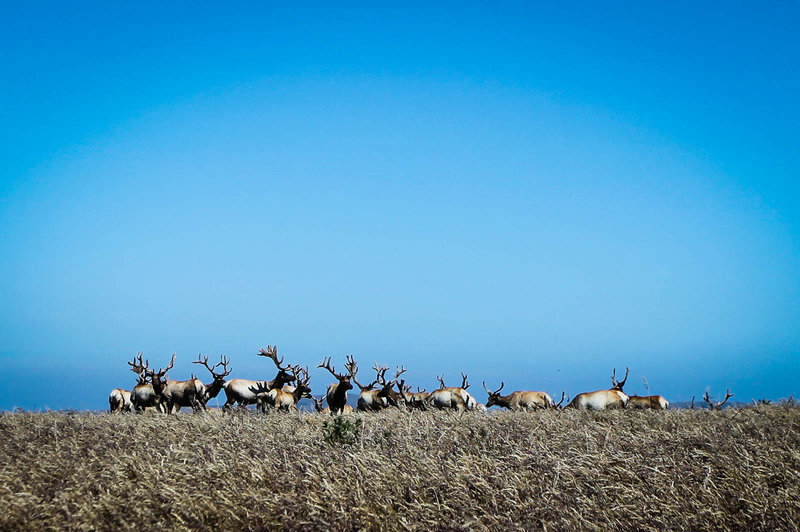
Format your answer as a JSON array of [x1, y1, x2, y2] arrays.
[[2, 2, 798, 410]]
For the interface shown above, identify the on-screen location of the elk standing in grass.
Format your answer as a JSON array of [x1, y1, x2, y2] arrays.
[[318, 355, 358, 414], [108, 388, 132, 413], [482, 382, 555, 410], [222, 346, 295, 410], [399, 381, 430, 410], [128, 354, 164, 413], [356, 364, 407, 411], [260, 366, 313, 412], [193, 354, 231, 408], [426, 373, 477, 411], [567, 368, 630, 410], [146, 354, 206, 413]]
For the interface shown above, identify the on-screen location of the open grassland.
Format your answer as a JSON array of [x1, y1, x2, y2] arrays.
[[1, 407, 799, 531]]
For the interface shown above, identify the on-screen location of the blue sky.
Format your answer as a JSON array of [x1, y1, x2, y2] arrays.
[[1, 2, 798, 409]]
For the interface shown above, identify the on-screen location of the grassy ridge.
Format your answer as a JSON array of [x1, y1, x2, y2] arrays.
[[1, 407, 798, 531]]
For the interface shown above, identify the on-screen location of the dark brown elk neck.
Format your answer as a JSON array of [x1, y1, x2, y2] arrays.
[[204, 379, 225, 400]]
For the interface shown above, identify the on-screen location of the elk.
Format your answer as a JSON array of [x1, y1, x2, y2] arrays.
[[260, 366, 313, 412], [108, 388, 132, 413], [398, 380, 430, 410], [703, 388, 734, 410], [312, 395, 353, 414], [426, 373, 477, 411], [356, 364, 407, 411], [318, 355, 358, 414], [193, 354, 232, 407], [628, 395, 669, 409], [128, 353, 164, 413], [567, 367, 630, 410], [222, 345, 296, 410], [482, 381, 555, 410], [146, 353, 206, 413]]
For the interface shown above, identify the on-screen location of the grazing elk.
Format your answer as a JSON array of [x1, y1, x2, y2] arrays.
[[482, 381, 555, 410], [567, 367, 630, 410], [260, 366, 313, 412], [108, 388, 132, 413], [703, 388, 734, 410], [318, 355, 358, 414], [222, 345, 296, 410], [193, 354, 232, 408], [128, 354, 164, 413], [312, 395, 331, 414], [426, 373, 477, 411]]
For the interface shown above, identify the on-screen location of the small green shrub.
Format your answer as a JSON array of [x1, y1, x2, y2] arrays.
[[322, 415, 362, 445]]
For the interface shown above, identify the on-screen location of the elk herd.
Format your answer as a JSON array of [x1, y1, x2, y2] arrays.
[[110, 345, 700, 415]]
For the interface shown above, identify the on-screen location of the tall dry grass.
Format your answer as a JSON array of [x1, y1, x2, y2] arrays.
[[0, 407, 798, 530]]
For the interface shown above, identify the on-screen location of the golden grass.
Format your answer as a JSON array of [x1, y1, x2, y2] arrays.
[[1, 407, 798, 531]]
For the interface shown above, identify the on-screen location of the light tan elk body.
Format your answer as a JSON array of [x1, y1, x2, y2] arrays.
[[483, 382, 554, 410], [147, 354, 205, 413], [222, 346, 295, 410], [128, 354, 165, 413], [318, 355, 357, 414], [426, 373, 477, 411], [356, 364, 407, 411], [108, 388, 132, 413], [193, 354, 231, 408], [628, 395, 669, 409], [567, 368, 630, 410], [261, 366, 312, 412], [399, 381, 430, 410]]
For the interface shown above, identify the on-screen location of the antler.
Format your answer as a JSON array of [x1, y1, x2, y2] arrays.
[[392, 365, 407, 384], [436, 375, 446, 389], [258, 345, 291, 372], [344, 355, 358, 377], [128, 352, 149, 374], [319, 356, 354, 381], [553, 390, 567, 408], [483, 381, 504, 395], [194, 354, 232, 378], [611, 367, 629, 390], [460, 372, 470, 390], [703, 388, 734, 410], [148, 353, 176, 378]]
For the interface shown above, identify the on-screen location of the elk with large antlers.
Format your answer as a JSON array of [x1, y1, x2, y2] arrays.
[[222, 345, 296, 410], [426, 372, 477, 411], [703, 388, 734, 410], [149, 354, 206, 413], [128, 353, 164, 413], [356, 363, 407, 411], [567, 367, 630, 410], [482, 381, 556, 410], [193, 354, 232, 408], [318, 355, 358, 414], [260, 366, 313, 412]]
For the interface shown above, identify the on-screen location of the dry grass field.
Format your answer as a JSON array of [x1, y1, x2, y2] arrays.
[[1, 406, 798, 531]]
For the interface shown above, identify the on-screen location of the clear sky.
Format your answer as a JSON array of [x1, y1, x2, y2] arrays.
[[1, 2, 798, 410]]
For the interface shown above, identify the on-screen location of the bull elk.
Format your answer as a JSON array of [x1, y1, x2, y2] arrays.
[[567, 367, 630, 410], [193, 354, 232, 408], [318, 355, 358, 414], [128, 353, 164, 413], [482, 382, 557, 410], [426, 373, 477, 411], [222, 345, 296, 410], [398, 380, 430, 410], [356, 364, 407, 411], [145, 353, 206, 413], [260, 366, 313, 412], [313, 395, 353, 415]]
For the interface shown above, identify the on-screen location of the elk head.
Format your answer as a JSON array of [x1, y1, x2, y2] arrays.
[[483, 381, 505, 408], [145, 353, 175, 393]]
